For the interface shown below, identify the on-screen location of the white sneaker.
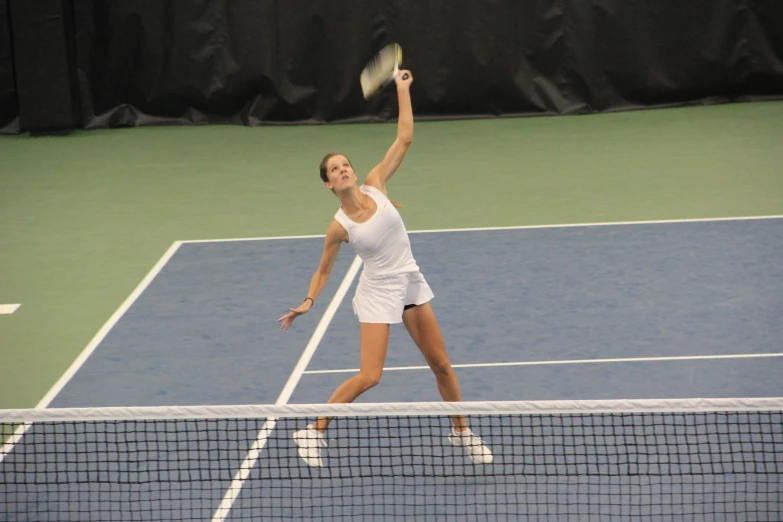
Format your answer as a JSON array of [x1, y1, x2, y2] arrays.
[[293, 424, 326, 467], [448, 427, 493, 464]]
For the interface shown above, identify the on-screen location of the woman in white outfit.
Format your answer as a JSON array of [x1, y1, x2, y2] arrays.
[[278, 69, 492, 467]]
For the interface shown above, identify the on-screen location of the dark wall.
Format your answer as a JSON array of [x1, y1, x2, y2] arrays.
[[4, 0, 783, 134]]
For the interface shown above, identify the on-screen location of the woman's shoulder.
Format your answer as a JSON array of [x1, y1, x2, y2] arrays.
[[361, 181, 389, 200], [327, 216, 350, 243]]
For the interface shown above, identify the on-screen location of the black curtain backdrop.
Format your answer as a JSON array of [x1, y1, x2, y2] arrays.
[[7, 0, 80, 134], [0, 0, 18, 134], [4, 0, 783, 133]]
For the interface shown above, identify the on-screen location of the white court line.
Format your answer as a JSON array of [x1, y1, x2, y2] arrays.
[[179, 214, 783, 244], [0, 241, 184, 464], [302, 352, 783, 375], [0, 304, 21, 314], [210, 255, 363, 522], [185, 233, 326, 244]]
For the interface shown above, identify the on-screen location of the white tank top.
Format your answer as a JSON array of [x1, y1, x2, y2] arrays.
[[334, 184, 419, 280]]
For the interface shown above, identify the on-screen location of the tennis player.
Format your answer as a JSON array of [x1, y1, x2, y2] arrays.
[[278, 70, 493, 467]]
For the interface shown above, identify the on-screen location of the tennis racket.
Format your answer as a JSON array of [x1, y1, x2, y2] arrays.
[[360, 43, 409, 99]]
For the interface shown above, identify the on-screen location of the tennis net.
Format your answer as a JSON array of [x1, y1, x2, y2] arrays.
[[1, 398, 781, 521]]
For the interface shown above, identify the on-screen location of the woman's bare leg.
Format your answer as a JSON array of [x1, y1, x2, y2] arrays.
[[313, 322, 390, 432]]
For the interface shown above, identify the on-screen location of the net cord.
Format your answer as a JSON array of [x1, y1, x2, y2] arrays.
[[2, 396, 782, 423]]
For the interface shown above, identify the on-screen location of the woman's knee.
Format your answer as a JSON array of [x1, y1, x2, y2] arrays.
[[356, 371, 382, 391], [429, 356, 453, 378]]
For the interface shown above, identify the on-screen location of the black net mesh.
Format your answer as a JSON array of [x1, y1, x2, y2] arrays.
[[2, 401, 781, 521]]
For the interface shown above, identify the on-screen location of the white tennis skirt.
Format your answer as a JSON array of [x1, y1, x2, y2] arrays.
[[352, 270, 435, 324]]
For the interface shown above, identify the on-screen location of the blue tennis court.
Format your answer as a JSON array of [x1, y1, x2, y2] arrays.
[[49, 216, 783, 408], [2, 216, 782, 520]]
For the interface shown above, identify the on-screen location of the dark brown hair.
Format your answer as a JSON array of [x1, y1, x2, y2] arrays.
[[319, 152, 403, 209]]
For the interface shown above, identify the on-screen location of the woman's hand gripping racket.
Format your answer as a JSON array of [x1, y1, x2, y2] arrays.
[[360, 43, 411, 99]]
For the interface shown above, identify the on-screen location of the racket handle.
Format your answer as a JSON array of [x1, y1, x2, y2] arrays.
[[402, 73, 410, 80]]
